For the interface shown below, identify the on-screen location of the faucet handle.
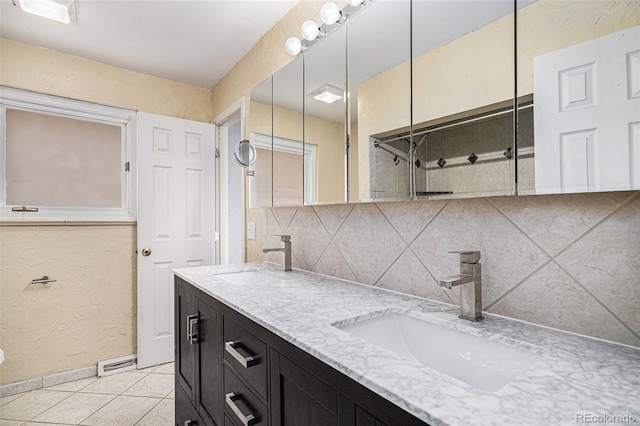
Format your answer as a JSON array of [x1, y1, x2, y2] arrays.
[[448, 250, 481, 264], [278, 235, 291, 242]]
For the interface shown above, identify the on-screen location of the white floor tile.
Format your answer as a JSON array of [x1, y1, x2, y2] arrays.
[[32, 392, 115, 424], [136, 366, 157, 373], [135, 399, 174, 426], [152, 363, 174, 375], [45, 377, 98, 392], [23, 422, 76, 426], [0, 394, 25, 408], [80, 395, 160, 426], [0, 390, 70, 421], [123, 374, 174, 399], [165, 389, 175, 399], [79, 372, 148, 395]]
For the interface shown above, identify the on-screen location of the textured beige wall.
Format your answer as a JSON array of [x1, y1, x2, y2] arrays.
[[0, 38, 212, 122], [0, 225, 136, 385], [0, 38, 212, 385]]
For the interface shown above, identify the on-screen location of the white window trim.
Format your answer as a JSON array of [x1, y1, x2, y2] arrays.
[[249, 132, 317, 206], [0, 86, 137, 222]]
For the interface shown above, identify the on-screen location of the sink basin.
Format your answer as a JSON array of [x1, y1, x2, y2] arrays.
[[336, 313, 541, 392], [216, 270, 279, 285]]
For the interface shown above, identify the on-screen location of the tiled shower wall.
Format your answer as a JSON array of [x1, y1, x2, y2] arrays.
[[261, 191, 640, 348]]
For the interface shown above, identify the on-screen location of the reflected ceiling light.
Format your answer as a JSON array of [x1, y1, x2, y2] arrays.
[[285, 37, 303, 56], [16, 0, 76, 23], [320, 2, 344, 25], [308, 84, 344, 104], [301, 20, 325, 41]]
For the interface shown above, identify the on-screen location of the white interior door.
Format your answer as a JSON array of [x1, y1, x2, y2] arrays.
[[534, 25, 640, 193], [137, 112, 215, 368]]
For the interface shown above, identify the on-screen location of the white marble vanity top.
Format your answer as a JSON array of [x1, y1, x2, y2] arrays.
[[173, 263, 640, 426]]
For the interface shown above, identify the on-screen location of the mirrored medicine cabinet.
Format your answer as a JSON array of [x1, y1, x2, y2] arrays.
[[246, 0, 640, 208]]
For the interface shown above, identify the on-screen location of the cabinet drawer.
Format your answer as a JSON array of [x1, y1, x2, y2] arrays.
[[224, 365, 268, 426], [223, 317, 268, 399]]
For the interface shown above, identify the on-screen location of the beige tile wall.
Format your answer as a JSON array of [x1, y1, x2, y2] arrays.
[[261, 192, 640, 347]]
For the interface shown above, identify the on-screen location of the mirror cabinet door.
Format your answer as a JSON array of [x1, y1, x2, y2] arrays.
[[412, 0, 517, 199], [248, 76, 273, 207], [516, 0, 640, 195], [273, 55, 305, 206], [303, 24, 348, 205], [348, 0, 412, 203]]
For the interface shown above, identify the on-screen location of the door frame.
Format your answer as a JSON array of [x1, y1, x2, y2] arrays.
[[214, 98, 246, 265]]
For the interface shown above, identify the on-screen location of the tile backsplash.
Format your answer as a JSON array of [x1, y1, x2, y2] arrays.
[[260, 192, 640, 348]]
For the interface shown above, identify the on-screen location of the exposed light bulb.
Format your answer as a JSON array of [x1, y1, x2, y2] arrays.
[[346, 0, 365, 6], [320, 2, 342, 25], [285, 37, 303, 56], [301, 20, 321, 41]]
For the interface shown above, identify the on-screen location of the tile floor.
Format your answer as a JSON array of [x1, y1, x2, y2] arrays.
[[0, 362, 175, 426]]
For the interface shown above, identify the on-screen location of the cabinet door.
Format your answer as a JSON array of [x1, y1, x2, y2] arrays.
[[271, 351, 346, 426], [176, 280, 197, 403], [196, 296, 224, 426], [176, 382, 203, 426]]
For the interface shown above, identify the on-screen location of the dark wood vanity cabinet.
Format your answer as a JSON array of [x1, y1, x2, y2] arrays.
[[175, 280, 223, 426], [175, 277, 428, 426]]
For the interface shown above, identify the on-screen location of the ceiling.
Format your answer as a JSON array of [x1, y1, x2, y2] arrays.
[[0, 0, 299, 89]]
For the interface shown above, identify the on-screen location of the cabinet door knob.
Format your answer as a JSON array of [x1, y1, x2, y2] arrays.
[[184, 420, 197, 426], [225, 392, 256, 426]]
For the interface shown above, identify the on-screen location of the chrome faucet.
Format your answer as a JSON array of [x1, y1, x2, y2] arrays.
[[439, 251, 483, 321], [262, 235, 292, 271]]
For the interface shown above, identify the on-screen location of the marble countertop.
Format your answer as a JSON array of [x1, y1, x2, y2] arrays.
[[174, 263, 640, 426]]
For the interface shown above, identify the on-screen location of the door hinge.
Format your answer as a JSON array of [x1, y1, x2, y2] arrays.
[[215, 148, 220, 158], [125, 161, 130, 172]]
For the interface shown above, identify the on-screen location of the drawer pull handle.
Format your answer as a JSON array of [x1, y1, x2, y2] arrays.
[[225, 392, 256, 426], [225, 341, 257, 368], [187, 315, 199, 344], [184, 420, 197, 426]]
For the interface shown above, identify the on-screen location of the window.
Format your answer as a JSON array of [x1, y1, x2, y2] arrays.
[[0, 87, 136, 221]]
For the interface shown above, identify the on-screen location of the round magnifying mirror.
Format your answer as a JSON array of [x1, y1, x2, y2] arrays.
[[233, 139, 256, 167]]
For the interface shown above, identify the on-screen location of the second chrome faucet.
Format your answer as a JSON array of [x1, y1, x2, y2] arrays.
[[439, 251, 483, 322]]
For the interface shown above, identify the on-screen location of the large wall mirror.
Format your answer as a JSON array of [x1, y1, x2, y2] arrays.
[[304, 23, 347, 205], [516, 0, 640, 195], [248, 76, 273, 207], [348, 0, 411, 203], [248, 0, 639, 208], [273, 55, 305, 206], [410, 0, 523, 200]]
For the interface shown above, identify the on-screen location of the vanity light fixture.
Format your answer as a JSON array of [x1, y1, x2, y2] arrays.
[[308, 84, 344, 104], [301, 20, 325, 41], [320, 2, 345, 25], [15, 0, 76, 24], [285, 37, 305, 56]]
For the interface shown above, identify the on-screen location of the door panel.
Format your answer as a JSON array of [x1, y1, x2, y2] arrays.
[[138, 112, 215, 368]]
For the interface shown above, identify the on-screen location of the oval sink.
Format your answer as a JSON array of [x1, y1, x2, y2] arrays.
[[336, 312, 541, 392], [216, 270, 279, 285]]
